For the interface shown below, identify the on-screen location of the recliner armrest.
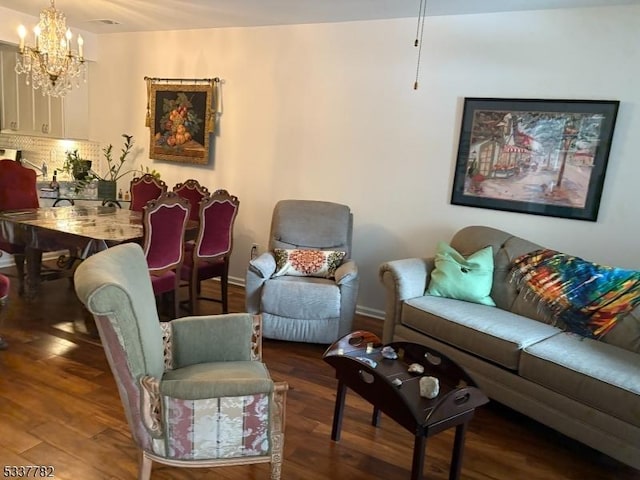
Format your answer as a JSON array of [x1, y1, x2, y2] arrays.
[[335, 259, 358, 285], [248, 252, 276, 278]]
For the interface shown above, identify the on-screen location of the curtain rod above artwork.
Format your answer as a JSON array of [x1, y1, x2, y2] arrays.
[[144, 76, 220, 84]]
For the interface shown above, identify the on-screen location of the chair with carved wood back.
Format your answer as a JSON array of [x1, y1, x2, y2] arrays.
[[180, 190, 239, 315], [172, 179, 210, 223], [142, 192, 190, 319], [130, 174, 168, 212]]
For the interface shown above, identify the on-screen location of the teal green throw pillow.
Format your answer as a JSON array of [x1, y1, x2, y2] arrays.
[[426, 242, 496, 306]]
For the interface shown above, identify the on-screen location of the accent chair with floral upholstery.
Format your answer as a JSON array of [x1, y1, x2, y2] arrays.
[[74, 243, 288, 479]]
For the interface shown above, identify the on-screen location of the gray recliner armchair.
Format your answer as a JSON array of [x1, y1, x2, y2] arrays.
[[245, 200, 359, 344]]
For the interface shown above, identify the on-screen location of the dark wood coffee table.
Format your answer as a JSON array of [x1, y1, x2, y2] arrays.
[[323, 330, 489, 480]]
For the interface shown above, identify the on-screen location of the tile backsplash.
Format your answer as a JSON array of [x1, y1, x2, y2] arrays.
[[0, 133, 103, 181]]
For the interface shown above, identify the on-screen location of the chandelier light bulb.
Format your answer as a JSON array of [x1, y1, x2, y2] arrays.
[[77, 34, 84, 58], [18, 25, 26, 51], [34, 25, 41, 50]]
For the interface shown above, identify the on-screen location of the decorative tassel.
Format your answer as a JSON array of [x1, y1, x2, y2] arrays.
[[144, 77, 151, 127], [206, 78, 220, 133]]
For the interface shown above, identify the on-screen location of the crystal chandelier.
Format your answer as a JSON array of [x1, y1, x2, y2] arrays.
[[15, 0, 86, 98]]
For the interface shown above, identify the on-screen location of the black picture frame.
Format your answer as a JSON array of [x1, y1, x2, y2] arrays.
[[451, 97, 619, 221]]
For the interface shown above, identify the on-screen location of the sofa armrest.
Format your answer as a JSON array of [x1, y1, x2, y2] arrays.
[[379, 257, 433, 343]]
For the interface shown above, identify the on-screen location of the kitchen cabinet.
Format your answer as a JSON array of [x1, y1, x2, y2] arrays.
[[0, 44, 90, 139], [1, 48, 22, 131], [33, 91, 63, 137]]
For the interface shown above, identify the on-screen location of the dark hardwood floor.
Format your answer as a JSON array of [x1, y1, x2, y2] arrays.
[[0, 267, 638, 479]]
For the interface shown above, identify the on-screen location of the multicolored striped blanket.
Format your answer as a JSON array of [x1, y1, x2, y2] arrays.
[[510, 249, 640, 339]]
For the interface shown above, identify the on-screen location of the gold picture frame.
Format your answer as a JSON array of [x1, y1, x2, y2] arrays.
[[148, 82, 214, 164]]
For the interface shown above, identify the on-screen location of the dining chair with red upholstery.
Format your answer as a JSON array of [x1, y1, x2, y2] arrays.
[[130, 174, 168, 212], [172, 179, 210, 223], [142, 192, 190, 319], [181, 190, 240, 315], [0, 159, 42, 294]]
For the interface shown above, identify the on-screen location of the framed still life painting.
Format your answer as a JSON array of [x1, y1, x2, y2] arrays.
[[148, 82, 215, 165], [450, 98, 619, 221]]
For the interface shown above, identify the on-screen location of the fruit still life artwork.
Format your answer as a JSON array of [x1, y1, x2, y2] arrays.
[[148, 82, 214, 164], [155, 92, 203, 149]]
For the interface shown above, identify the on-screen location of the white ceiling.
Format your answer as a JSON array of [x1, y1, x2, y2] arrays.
[[0, 0, 639, 34]]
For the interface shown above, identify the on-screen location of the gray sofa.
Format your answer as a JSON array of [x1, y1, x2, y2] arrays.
[[379, 225, 640, 469]]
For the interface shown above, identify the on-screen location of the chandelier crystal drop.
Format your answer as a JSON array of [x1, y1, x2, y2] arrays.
[[15, 0, 86, 97]]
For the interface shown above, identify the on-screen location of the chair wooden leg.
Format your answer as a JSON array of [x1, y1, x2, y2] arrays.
[[221, 265, 229, 314], [270, 433, 284, 480], [190, 267, 199, 316], [138, 452, 152, 480], [270, 383, 288, 480], [173, 269, 180, 318]]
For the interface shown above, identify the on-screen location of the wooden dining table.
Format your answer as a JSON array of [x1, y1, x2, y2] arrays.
[[0, 205, 144, 298]]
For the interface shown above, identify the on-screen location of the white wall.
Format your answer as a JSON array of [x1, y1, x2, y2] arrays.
[[88, 5, 640, 316]]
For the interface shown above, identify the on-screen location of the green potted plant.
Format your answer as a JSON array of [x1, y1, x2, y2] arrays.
[[92, 134, 160, 199], [62, 150, 93, 193]]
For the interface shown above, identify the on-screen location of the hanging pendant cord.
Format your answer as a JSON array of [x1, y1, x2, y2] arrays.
[[414, 0, 427, 90]]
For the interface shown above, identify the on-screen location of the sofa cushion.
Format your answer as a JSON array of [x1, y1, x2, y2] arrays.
[[520, 332, 640, 428], [402, 295, 561, 369], [426, 242, 495, 306]]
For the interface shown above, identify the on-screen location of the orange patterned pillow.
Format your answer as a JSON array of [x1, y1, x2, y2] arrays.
[[273, 249, 346, 278]]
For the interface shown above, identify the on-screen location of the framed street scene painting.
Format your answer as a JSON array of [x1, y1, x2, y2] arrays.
[[450, 98, 619, 221]]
